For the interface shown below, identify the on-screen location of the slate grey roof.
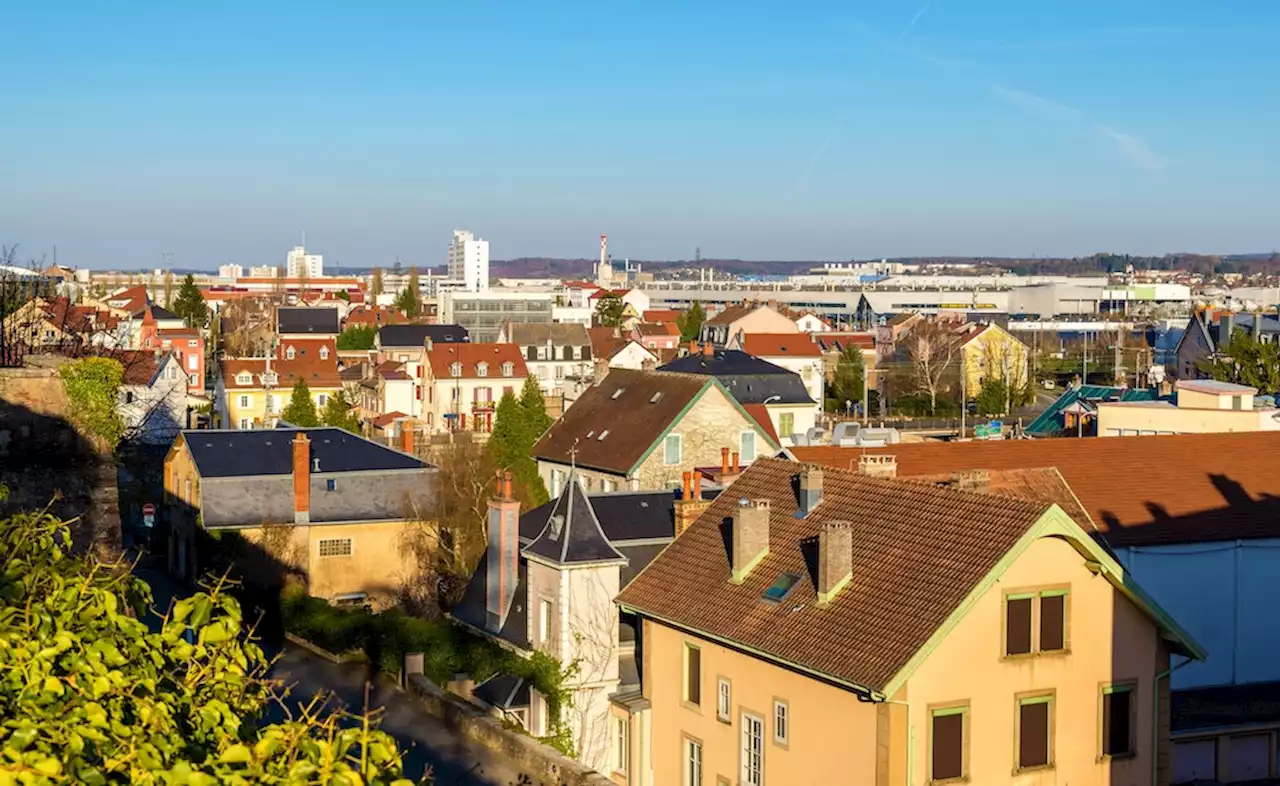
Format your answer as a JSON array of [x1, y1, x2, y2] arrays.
[[522, 477, 627, 567], [377, 324, 470, 347], [473, 674, 530, 710], [505, 322, 591, 347], [518, 488, 718, 544], [149, 305, 181, 321], [659, 349, 813, 405], [452, 558, 530, 649], [278, 307, 340, 335], [184, 428, 425, 477]]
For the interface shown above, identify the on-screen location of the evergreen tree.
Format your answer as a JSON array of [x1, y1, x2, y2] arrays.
[[594, 294, 625, 327], [487, 392, 525, 472], [826, 343, 865, 413], [677, 301, 706, 342], [393, 267, 422, 318], [976, 378, 1010, 416], [371, 266, 384, 297], [519, 374, 553, 439], [336, 324, 377, 350], [281, 379, 320, 426], [320, 390, 361, 433], [170, 273, 208, 329], [486, 377, 551, 506]]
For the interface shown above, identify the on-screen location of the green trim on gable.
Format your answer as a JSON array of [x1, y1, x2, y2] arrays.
[[626, 377, 781, 473]]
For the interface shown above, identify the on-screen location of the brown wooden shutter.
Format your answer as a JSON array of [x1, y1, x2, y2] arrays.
[[1006, 597, 1033, 655], [1103, 690, 1131, 755], [1019, 701, 1050, 768], [1040, 594, 1065, 651], [687, 647, 701, 705], [931, 713, 964, 780]]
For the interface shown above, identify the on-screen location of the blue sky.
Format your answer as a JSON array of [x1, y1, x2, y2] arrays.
[[3, 1, 1277, 268]]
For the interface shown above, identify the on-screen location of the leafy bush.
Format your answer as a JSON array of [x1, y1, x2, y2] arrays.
[[59, 356, 125, 449]]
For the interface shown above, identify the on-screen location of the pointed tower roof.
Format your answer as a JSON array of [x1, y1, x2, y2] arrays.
[[522, 475, 628, 568]]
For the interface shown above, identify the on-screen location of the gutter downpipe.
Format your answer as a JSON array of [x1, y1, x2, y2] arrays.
[[879, 697, 913, 786], [1154, 656, 1193, 786]]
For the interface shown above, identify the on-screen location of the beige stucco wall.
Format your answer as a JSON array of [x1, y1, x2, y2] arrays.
[[729, 309, 798, 342], [1177, 387, 1253, 410], [1097, 402, 1279, 436], [903, 533, 1165, 785], [643, 618, 881, 785], [962, 325, 1029, 396]]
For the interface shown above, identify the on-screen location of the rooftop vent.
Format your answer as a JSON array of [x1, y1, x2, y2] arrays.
[[650, 392, 663, 403], [597, 430, 609, 441], [611, 389, 625, 400]]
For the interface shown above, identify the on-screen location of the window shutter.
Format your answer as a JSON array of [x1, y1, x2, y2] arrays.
[[1006, 597, 1033, 655], [931, 712, 964, 780], [1040, 594, 1065, 651], [1019, 701, 1050, 768]]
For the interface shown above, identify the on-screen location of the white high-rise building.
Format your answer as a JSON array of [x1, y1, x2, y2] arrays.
[[218, 264, 244, 279], [286, 246, 323, 279], [447, 230, 490, 293]]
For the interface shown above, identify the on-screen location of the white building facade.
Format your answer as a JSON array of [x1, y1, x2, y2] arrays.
[[448, 230, 490, 293], [285, 246, 323, 279]]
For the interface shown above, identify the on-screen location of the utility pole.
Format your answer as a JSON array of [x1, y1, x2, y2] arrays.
[[960, 355, 967, 439]]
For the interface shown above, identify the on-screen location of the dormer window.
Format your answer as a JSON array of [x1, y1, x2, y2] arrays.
[[477, 362, 488, 377], [450, 362, 463, 378], [236, 372, 252, 385], [501, 362, 514, 377], [319, 346, 329, 360], [286, 346, 296, 360]]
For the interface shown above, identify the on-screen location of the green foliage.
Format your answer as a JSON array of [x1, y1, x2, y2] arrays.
[[281, 380, 320, 427], [336, 324, 377, 351], [486, 378, 550, 506], [1197, 329, 1280, 393], [170, 273, 208, 329], [0, 510, 428, 785], [594, 294, 625, 328], [518, 375, 553, 439], [371, 267, 384, 296], [59, 357, 125, 449], [320, 391, 361, 433], [826, 344, 865, 412], [676, 301, 705, 343], [976, 378, 1010, 416], [280, 589, 575, 754], [335, 290, 351, 302], [393, 269, 421, 318]]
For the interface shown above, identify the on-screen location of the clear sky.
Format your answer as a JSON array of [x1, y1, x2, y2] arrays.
[[3, 1, 1277, 269]]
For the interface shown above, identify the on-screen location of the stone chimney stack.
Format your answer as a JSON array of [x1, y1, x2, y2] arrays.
[[485, 471, 520, 634], [955, 469, 989, 493], [641, 356, 657, 371], [730, 499, 771, 584], [798, 468, 823, 515], [817, 520, 854, 605], [857, 454, 897, 479], [292, 433, 311, 524]]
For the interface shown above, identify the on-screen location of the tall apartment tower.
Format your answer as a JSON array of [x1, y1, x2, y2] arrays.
[[448, 230, 490, 293], [285, 246, 323, 279]]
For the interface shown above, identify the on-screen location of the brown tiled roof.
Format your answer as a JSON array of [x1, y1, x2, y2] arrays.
[[617, 457, 1048, 693], [816, 332, 876, 352], [425, 343, 528, 380], [634, 322, 681, 338], [587, 326, 627, 359], [705, 304, 756, 325], [908, 467, 1094, 531], [740, 333, 821, 357], [344, 306, 406, 327], [116, 350, 167, 386], [532, 369, 711, 474], [376, 360, 410, 380], [792, 432, 1280, 547], [221, 338, 342, 390], [643, 309, 681, 323]]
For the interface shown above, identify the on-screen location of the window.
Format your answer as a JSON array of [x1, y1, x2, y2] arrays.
[[477, 362, 488, 377], [319, 346, 329, 360], [684, 737, 703, 786], [536, 347, 548, 360], [664, 434, 683, 465], [717, 678, 732, 722], [741, 712, 764, 786], [238, 418, 250, 430], [316, 393, 329, 407], [773, 700, 789, 747], [236, 372, 252, 385], [501, 362, 514, 377], [187, 339, 198, 347], [930, 705, 968, 782], [286, 346, 296, 360], [189, 373, 199, 387], [778, 412, 794, 437], [125, 391, 135, 404], [539, 599, 552, 644], [1017, 694, 1054, 771], [763, 572, 801, 603], [614, 717, 629, 776], [238, 395, 250, 408], [603, 479, 617, 492], [683, 644, 701, 707], [740, 431, 757, 462], [325, 478, 337, 492], [1102, 685, 1136, 758], [318, 538, 353, 558], [1005, 590, 1069, 656], [555, 365, 565, 379], [551, 469, 564, 497]]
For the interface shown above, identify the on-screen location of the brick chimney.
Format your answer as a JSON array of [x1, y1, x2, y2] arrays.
[[721, 447, 730, 474], [857, 454, 897, 479], [731, 451, 740, 473], [399, 423, 415, 455], [955, 469, 989, 493], [730, 499, 771, 584], [641, 356, 657, 371], [675, 471, 710, 536], [688, 339, 699, 356], [292, 433, 310, 524], [817, 520, 853, 606], [702, 340, 714, 358], [798, 468, 823, 516], [485, 471, 520, 634]]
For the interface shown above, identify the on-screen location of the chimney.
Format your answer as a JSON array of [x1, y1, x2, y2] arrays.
[[675, 471, 711, 536], [681, 471, 692, 501], [731, 451, 740, 473], [721, 447, 730, 474], [399, 423, 415, 455], [857, 454, 897, 479], [817, 520, 853, 606], [689, 339, 699, 355], [1222, 312, 1234, 346], [730, 499, 771, 584], [593, 357, 610, 385], [292, 433, 311, 524], [485, 471, 520, 634], [702, 341, 714, 358], [798, 468, 823, 515], [425, 337, 433, 352], [955, 469, 989, 493], [641, 356, 657, 371]]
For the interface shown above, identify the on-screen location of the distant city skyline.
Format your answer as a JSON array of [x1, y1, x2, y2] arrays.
[[4, 2, 1278, 268]]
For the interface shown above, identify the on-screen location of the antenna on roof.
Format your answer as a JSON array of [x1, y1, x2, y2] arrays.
[[569, 438, 579, 473]]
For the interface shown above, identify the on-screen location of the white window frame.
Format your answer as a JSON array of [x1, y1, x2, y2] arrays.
[[236, 373, 251, 385], [318, 538, 353, 558], [664, 433, 683, 466], [238, 395, 250, 408], [319, 346, 329, 360], [286, 346, 296, 360], [684, 736, 703, 786], [773, 699, 789, 747], [477, 362, 488, 377], [741, 711, 765, 786], [740, 430, 757, 463], [501, 362, 514, 377], [614, 716, 630, 776], [539, 598, 552, 645], [238, 418, 249, 430], [717, 677, 732, 722], [450, 362, 462, 378]]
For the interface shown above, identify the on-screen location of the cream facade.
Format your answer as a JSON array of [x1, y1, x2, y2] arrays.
[[961, 323, 1030, 397], [1098, 380, 1280, 436]]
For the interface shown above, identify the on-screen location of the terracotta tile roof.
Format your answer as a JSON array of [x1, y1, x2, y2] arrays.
[[907, 468, 1094, 531], [815, 333, 876, 352], [376, 360, 411, 381], [643, 309, 681, 323], [741, 404, 780, 443], [740, 333, 821, 357], [792, 432, 1280, 547], [344, 306, 406, 327], [425, 343, 528, 380], [587, 327, 628, 359], [634, 322, 681, 338], [617, 457, 1049, 693], [371, 411, 408, 429], [221, 338, 341, 390], [533, 369, 711, 474], [705, 304, 757, 325], [116, 350, 168, 386]]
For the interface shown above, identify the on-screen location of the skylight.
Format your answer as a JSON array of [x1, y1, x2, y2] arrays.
[[762, 573, 801, 604], [597, 430, 609, 441], [611, 389, 625, 399], [650, 392, 663, 403]]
